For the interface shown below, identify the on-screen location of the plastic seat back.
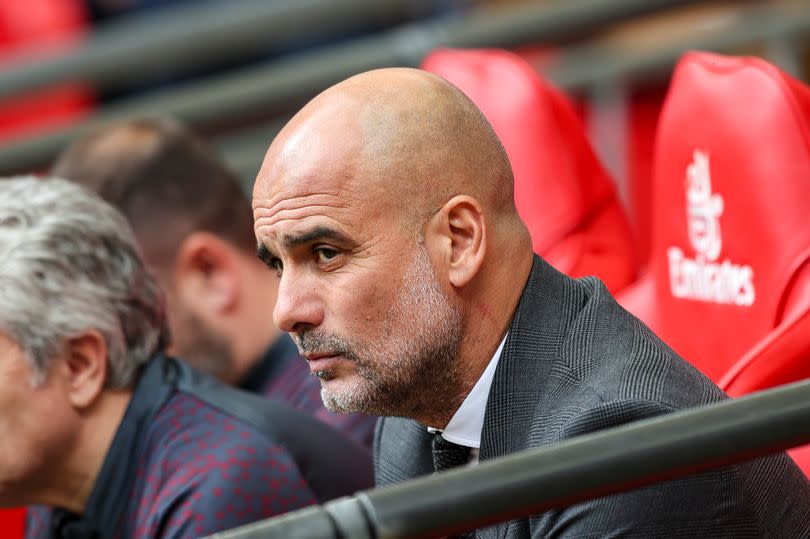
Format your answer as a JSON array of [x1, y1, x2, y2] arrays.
[[626, 51, 810, 383], [0, 508, 25, 538], [0, 0, 92, 142]]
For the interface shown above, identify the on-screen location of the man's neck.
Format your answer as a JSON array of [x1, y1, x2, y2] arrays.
[[421, 251, 533, 429], [40, 391, 132, 514]]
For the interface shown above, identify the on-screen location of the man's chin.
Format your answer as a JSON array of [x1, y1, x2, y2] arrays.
[[318, 376, 372, 414]]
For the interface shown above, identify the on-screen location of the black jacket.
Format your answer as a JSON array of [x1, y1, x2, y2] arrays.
[[28, 355, 373, 539], [376, 256, 810, 538]]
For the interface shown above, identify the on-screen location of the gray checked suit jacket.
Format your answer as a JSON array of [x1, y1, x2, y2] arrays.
[[375, 256, 810, 538]]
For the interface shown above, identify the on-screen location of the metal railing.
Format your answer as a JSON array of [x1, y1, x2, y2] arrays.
[[214, 0, 810, 187], [547, 1, 810, 92], [0, 0, 703, 176], [206, 379, 810, 539], [0, 0, 440, 100]]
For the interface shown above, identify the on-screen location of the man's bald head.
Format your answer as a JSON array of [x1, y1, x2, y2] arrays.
[[253, 68, 533, 426], [258, 68, 518, 229]]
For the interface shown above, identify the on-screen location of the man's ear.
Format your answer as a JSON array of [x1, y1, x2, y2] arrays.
[[426, 195, 486, 288], [63, 331, 109, 409], [174, 232, 240, 316]]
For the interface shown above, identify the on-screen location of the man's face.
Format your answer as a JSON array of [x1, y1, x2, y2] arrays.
[[254, 167, 465, 419], [0, 332, 79, 506], [164, 297, 235, 382], [149, 267, 236, 382]]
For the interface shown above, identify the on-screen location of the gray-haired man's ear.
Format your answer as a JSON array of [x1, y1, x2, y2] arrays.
[[63, 331, 109, 409]]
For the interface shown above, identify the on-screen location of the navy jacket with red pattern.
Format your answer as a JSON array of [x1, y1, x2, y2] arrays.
[[26, 354, 373, 539], [239, 334, 377, 449]]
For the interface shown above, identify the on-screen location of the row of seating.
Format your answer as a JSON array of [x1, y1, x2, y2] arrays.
[[423, 47, 810, 474]]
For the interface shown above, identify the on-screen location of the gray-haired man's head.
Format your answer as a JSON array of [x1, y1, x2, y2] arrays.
[[0, 176, 168, 388]]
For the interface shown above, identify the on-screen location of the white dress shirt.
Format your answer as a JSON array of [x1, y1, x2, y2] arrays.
[[427, 335, 507, 461]]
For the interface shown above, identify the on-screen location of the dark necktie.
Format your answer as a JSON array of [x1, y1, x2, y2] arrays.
[[432, 434, 474, 537], [432, 433, 471, 473]]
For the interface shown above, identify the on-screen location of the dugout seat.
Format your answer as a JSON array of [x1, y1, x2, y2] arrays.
[[0, 0, 93, 142], [0, 508, 24, 538], [422, 48, 636, 293], [619, 51, 810, 386]]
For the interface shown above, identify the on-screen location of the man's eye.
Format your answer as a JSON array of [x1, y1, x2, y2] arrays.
[[269, 257, 283, 276], [314, 247, 339, 263]]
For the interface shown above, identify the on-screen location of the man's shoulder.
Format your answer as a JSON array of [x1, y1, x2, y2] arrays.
[[548, 277, 724, 409], [146, 391, 286, 454], [167, 362, 375, 502], [498, 272, 727, 448], [132, 425, 316, 539], [171, 358, 320, 438]]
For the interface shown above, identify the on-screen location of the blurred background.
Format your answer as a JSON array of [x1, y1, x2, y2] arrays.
[[0, 0, 807, 268]]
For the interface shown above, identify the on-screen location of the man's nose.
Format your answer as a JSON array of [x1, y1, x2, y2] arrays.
[[273, 271, 324, 333]]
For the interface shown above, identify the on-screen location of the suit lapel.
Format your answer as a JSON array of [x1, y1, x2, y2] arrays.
[[476, 256, 584, 538], [376, 256, 586, 538], [480, 255, 583, 461], [375, 416, 434, 486]]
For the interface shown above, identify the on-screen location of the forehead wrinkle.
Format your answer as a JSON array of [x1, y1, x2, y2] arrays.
[[279, 225, 354, 250], [254, 207, 350, 238], [255, 190, 350, 222], [254, 201, 355, 249]]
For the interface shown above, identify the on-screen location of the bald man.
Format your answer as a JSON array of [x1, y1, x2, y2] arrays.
[[253, 68, 810, 538]]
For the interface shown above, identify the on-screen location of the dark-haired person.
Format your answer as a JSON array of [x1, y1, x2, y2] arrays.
[[252, 68, 810, 538], [0, 176, 372, 539], [53, 118, 376, 448]]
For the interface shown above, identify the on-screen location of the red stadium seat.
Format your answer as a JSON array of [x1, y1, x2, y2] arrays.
[[0, 0, 93, 142], [422, 48, 637, 293], [721, 308, 810, 396], [619, 51, 810, 385], [788, 444, 810, 479], [0, 508, 25, 537], [720, 300, 810, 477]]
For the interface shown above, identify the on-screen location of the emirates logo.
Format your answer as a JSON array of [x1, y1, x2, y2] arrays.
[[666, 150, 755, 306]]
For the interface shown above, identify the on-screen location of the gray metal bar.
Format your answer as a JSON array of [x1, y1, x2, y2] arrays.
[[546, 2, 810, 92], [207, 378, 810, 539], [0, 0, 436, 99], [0, 0, 701, 175], [214, 118, 292, 192], [217, 1, 810, 191]]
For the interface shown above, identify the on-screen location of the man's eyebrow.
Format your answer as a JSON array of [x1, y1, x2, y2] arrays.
[[280, 226, 352, 249], [257, 243, 275, 265]]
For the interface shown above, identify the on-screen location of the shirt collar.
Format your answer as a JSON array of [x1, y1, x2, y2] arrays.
[[428, 334, 506, 448]]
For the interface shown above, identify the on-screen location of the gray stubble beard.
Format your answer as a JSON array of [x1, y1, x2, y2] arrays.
[[296, 244, 464, 420]]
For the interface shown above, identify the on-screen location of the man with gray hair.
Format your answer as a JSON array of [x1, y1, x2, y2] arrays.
[[0, 177, 372, 539]]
